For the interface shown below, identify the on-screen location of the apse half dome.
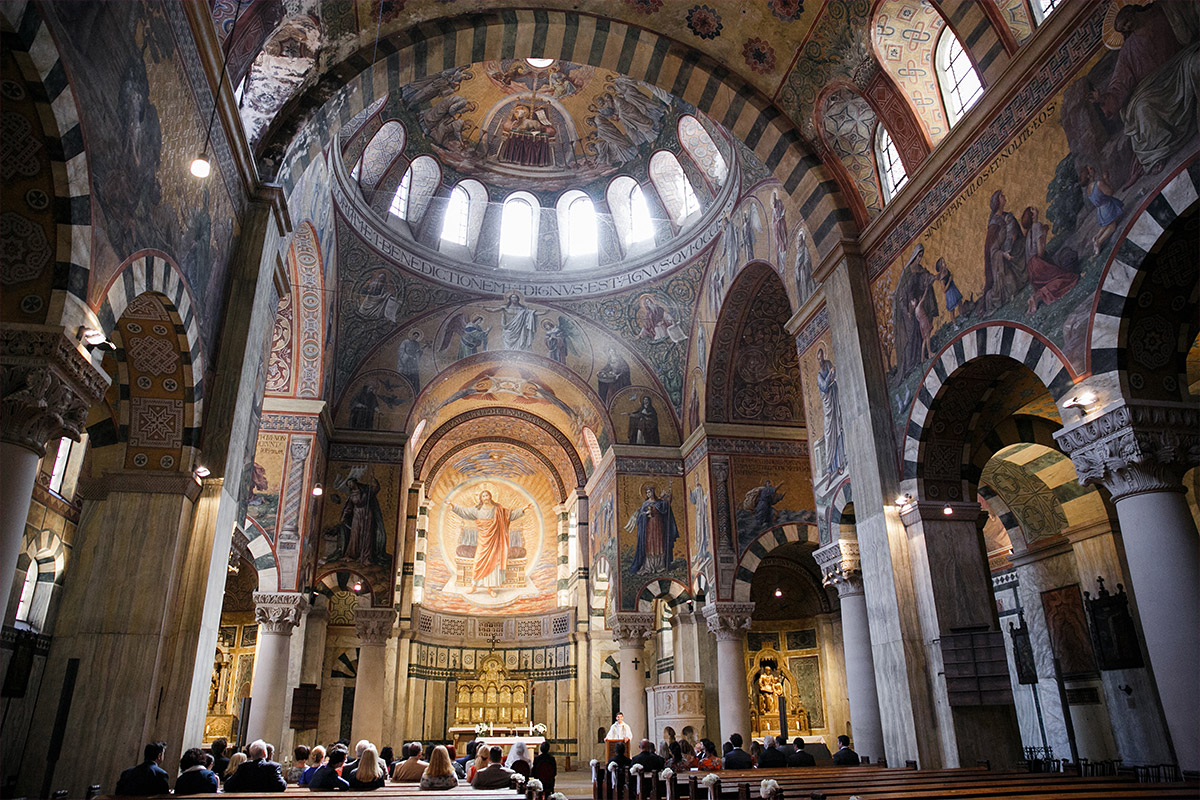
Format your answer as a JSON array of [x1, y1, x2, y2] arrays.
[[340, 58, 740, 275]]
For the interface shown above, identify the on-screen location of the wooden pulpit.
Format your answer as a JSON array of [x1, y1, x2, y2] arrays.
[[605, 738, 630, 761]]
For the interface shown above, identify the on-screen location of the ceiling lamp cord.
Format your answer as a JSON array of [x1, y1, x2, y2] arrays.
[[192, 0, 247, 178]]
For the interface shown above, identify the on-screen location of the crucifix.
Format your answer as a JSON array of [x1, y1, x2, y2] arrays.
[[488, 632, 500, 651], [631, 657, 641, 671]]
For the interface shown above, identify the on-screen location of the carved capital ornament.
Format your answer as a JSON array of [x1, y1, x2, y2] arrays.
[[355, 605, 397, 645], [252, 592, 309, 634], [609, 612, 656, 646], [813, 539, 864, 597], [1054, 402, 1200, 501], [702, 602, 755, 641]]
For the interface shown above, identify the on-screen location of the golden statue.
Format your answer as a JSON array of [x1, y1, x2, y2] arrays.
[[757, 665, 784, 715]]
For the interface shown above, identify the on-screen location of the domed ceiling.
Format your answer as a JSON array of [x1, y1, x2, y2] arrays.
[[386, 58, 700, 194]]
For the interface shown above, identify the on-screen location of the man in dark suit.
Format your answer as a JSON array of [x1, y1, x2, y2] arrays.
[[757, 736, 787, 768], [786, 738, 815, 767], [631, 739, 666, 772], [115, 741, 171, 796], [175, 747, 219, 795], [309, 746, 350, 791], [209, 738, 230, 781], [471, 746, 515, 790], [224, 739, 287, 792], [831, 735, 860, 766], [722, 733, 753, 769]]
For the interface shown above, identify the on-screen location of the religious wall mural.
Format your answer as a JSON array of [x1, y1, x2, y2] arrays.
[[610, 387, 681, 447], [730, 455, 816, 556], [798, 326, 846, 503], [317, 459, 402, 607], [617, 474, 688, 609], [872, 2, 1199, 430], [686, 459, 714, 585], [245, 431, 287, 535]]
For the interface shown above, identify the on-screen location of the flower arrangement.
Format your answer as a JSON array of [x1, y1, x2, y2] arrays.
[[630, 764, 644, 775], [527, 779, 544, 792], [608, 762, 618, 772], [533, 722, 547, 735], [661, 768, 675, 780], [474, 722, 489, 735], [550, 793, 568, 800], [590, 759, 599, 768], [701, 773, 721, 789], [759, 779, 780, 799], [514, 774, 527, 785]]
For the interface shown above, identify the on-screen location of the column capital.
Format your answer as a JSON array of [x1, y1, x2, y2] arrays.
[[253, 592, 309, 634], [702, 601, 754, 641], [1054, 401, 1200, 501], [609, 612, 656, 646], [1, 326, 109, 455], [355, 605, 397, 645], [813, 538, 865, 597]]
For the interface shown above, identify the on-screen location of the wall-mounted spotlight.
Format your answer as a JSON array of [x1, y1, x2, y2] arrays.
[[194, 465, 211, 479], [942, 504, 953, 515], [312, 484, 323, 497], [352, 581, 363, 592], [1062, 390, 1098, 412], [78, 326, 116, 352], [774, 588, 783, 598], [895, 493, 912, 506]]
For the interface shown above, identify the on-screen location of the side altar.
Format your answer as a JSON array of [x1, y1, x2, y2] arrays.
[[448, 654, 543, 751]]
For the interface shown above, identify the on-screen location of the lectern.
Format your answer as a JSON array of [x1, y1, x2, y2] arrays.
[[605, 738, 630, 761]]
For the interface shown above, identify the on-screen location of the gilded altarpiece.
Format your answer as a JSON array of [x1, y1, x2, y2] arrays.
[[453, 654, 531, 726]]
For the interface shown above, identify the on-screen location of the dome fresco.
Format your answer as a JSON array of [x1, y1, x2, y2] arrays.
[[379, 58, 716, 196]]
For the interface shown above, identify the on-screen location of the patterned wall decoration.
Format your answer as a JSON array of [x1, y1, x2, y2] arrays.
[[979, 457, 1067, 549], [870, 0, 949, 144], [358, 120, 406, 189], [997, 0, 1035, 46], [871, 9, 1199, 434], [786, 654, 826, 729], [863, 70, 929, 172], [289, 221, 326, 399], [819, 86, 883, 219], [119, 293, 188, 472], [0, 44, 56, 325], [265, 294, 294, 394]]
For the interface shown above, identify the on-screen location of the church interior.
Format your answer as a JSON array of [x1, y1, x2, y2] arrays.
[[1, 0, 1198, 796]]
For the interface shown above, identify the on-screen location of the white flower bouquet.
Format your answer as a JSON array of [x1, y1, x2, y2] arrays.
[[475, 722, 489, 735], [630, 764, 644, 775], [701, 773, 721, 789], [527, 778, 544, 792], [590, 759, 599, 768], [759, 779, 780, 799], [660, 768, 675, 780], [533, 722, 548, 735], [550, 793, 568, 800], [608, 762, 618, 772]]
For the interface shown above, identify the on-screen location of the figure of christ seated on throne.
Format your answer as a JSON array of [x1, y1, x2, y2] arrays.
[[445, 491, 531, 597], [497, 104, 557, 168]]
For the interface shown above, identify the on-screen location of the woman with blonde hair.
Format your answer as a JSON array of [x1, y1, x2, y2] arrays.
[[347, 744, 386, 790], [299, 745, 325, 786], [420, 745, 460, 790], [466, 747, 489, 782], [223, 752, 247, 782]]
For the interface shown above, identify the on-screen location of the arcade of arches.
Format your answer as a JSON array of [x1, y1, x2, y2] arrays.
[[1, 1, 1198, 795]]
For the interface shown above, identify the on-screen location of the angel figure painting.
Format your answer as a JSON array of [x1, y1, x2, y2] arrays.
[[440, 313, 491, 359], [625, 483, 681, 576], [541, 316, 579, 364]]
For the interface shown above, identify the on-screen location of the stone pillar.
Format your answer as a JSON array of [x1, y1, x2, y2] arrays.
[[299, 595, 329, 685], [814, 539, 884, 761], [611, 612, 655, 742], [671, 610, 701, 683], [1055, 402, 1199, 771], [274, 438, 312, 589], [353, 602, 396, 745], [702, 602, 753, 743], [1, 330, 106, 605], [246, 592, 307, 745]]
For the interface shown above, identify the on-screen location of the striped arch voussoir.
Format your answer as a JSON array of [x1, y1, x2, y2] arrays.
[[732, 523, 811, 601], [900, 324, 1074, 498], [243, 518, 280, 592], [263, 9, 855, 261], [96, 252, 206, 452], [1089, 167, 1199, 389], [22, 528, 67, 582], [1, 3, 93, 329], [634, 578, 691, 613]]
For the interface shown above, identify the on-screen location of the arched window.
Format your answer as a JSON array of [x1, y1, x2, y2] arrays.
[[441, 185, 470, 245], [1031, 0, 1062, 24], [500, 195, 536, 259], [649, 152, 701, 226], [606, 176, 656, 255], [388, 167, 411, 219], [15, 561, 37, 623], [566, 195, 597, 256], [875, 125, 908, 204], [359, 121, 406, 188], [678, 115, 727, 187], [936, 29, 983, 126], [48, 437, 72, 495], [400, 155, 441, 225]]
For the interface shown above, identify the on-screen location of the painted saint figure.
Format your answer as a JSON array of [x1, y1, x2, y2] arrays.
[[445, 490, 530, 597], [793, 228, 817, 304], [625, 484, 680, 575], [440, 313, 491, 359], [817, 348, 846, 477], [892, 244, 939, 375], [689, 481, 711, 567], [982, 190, 1027, 313], [348, 381, 379, 429], [342, 476, 387, 567], [627, 396, 660, 445], [397, 329, 428, 391], [771, 191, 788, 268], [597, 349, 632, 406], [485, 293, 541, 350]]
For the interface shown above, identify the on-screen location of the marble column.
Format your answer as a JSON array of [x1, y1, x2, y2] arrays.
[[702, 602, 753, 743], [353, 602, 396, 745], [814, 539, 884, 762], [671, 609, 701, 683], [0, 330, 106, 605], [246, 592, 308, 746], [1055, 401, 1200, 771], [611, 612, 655, 742]]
